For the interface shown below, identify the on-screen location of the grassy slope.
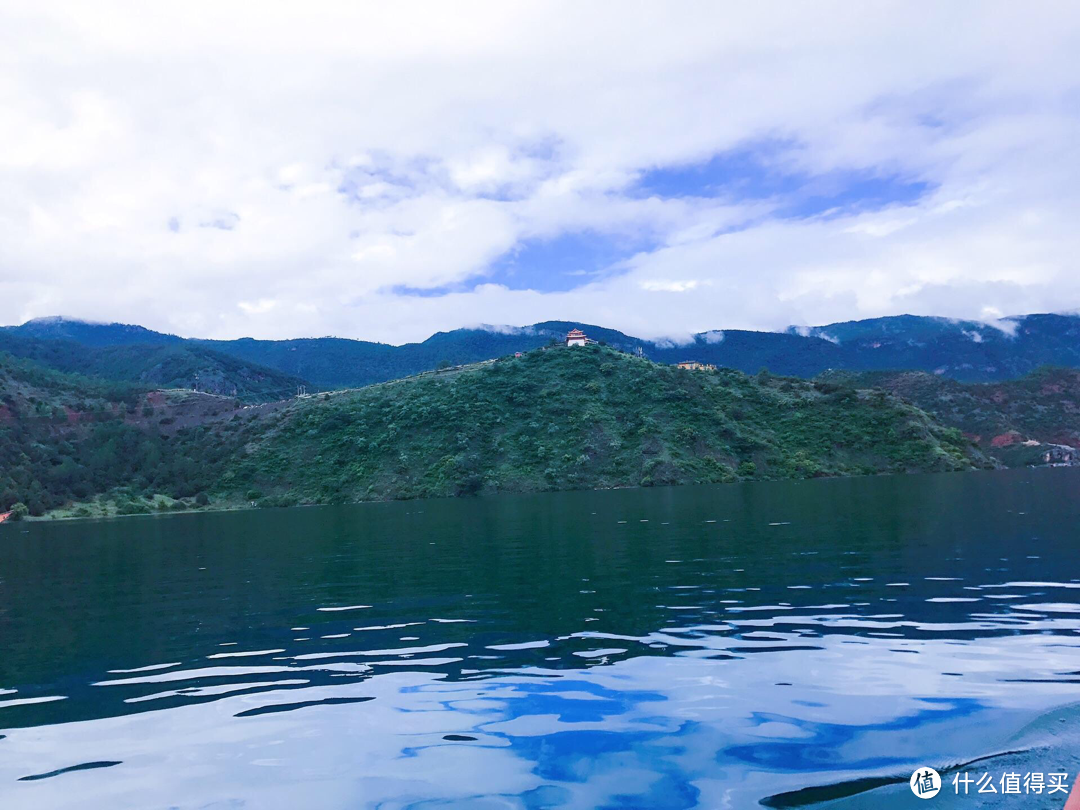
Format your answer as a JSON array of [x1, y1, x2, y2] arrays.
[[226, 345, 987, 505]]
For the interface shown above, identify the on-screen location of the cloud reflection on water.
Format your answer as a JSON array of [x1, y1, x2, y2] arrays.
[[3, 470, 1080, 807]]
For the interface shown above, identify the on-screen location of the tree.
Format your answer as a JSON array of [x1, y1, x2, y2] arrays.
[[8, 502, 28, 521]]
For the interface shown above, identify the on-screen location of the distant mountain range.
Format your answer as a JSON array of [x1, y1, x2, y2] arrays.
[[5, 312, 1080, 399], [0, 320, 303, 403], [5, 312, 1080, 519]]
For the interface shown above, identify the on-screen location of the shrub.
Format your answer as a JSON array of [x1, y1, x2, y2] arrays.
[[259, 493, 299, 508]]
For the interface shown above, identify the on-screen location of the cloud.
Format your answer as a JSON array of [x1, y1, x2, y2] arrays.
[[238, 299, 277, 316], [1, 2, 1079, 342], [649, 335, 696, 349], [474, 324, 537, 336], [638, 280, 702, 293]]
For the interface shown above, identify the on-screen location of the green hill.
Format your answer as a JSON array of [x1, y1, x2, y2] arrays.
[[224, 345, 988, 505], [0, 352, 248, 516], [820, 366, 1080, 465], [1, 345, 991, 518]]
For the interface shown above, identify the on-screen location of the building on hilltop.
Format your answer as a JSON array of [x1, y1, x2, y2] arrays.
[[566, 329, 589, 347], [676, 360, 716, 371]]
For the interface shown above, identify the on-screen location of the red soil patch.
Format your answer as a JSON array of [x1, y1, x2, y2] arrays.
[[990, 431, 1023, 448]]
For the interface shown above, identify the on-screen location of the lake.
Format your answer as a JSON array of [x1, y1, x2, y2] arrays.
[[1, 469, 1079, 809]]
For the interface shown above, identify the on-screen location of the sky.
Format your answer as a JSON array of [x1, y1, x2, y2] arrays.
[[2, 2, 1080, 343]]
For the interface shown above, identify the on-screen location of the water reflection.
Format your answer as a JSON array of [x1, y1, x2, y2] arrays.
[[1, 469, 1079, 808]]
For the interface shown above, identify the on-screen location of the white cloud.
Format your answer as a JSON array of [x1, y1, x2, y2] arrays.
[[474, 324, 537, 336], [649, 335, 695, 349], [639, 280, 701, 293], [238, 299, 277, 316], [0, 2, 1079, 342]]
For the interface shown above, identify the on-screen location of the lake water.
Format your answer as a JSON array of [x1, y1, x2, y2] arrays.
[[1, 469, 1079, 809]]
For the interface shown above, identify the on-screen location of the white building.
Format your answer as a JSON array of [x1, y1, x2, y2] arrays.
[[566, 328, 588, 347]]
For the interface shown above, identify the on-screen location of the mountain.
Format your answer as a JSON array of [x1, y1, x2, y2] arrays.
[[195, 336, 403, 389], [790, 313, 1080, 379], [1, 344, 990, 518], [226, 345, 987, 506], [821, 366, 1080, 466], [0, 353, 235, 516], [0, 329, 307, 402], [10, 315, 182, 347], [7, 311, 1080, 390], [195, 321, 848, 387]]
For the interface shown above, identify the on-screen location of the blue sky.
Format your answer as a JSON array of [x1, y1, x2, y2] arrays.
[[400, 231, 659, 295], [634, 144, 932, 216], [2, 3, 1078, 342], [438, 147, 937, 296]]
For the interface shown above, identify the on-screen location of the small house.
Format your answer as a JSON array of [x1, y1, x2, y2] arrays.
[[676, 360, 716, 371]]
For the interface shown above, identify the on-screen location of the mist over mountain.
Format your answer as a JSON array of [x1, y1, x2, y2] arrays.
[[5, 309, 1079, 517], [10, 316, 184, 348], [7, 312, 1080, 391]]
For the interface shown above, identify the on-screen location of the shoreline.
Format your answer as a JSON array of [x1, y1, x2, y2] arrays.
[[6, 464, 1064, 527]]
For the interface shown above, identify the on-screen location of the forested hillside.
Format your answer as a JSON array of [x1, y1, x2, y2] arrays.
[[226, 345, 987, 505], [822, 366, 1080, 465], [0, 330, 306, 402], [1, 346, 991, 519], [0, 354, 234, 516], [8, 316, 183, 347]]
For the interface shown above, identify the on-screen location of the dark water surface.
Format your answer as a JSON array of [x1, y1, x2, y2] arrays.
[[2, 469, 1079, 808]]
